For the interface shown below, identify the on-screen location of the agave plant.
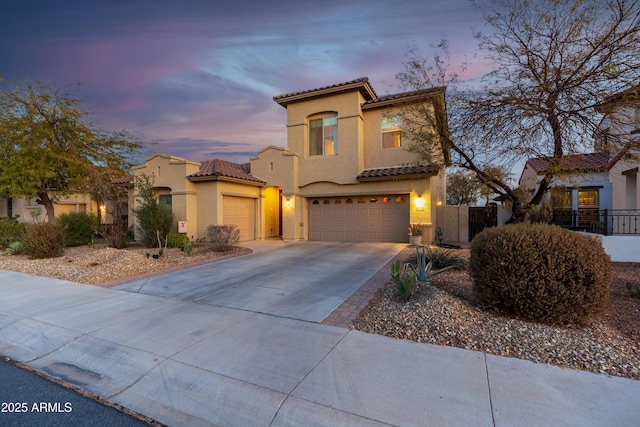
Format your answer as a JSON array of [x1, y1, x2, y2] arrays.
[[405, 246, 458, 284], [5, 241, 27, 256], [391, 259, 417, 301]]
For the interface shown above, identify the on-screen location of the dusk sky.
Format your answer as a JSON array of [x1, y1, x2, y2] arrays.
[[1, 0, 490, 164]]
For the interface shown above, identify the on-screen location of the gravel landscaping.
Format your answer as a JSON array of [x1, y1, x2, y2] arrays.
[[0, 243, 251, 286], [1, 243, 638, 380], [352, 249, 640, 381]]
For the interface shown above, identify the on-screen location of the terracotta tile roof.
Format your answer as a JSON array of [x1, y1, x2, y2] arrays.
[[188, 159, 264, 183], [273, 77, 377, 106], [357, 164, 441, 181], [361, 86, 446, 109], [526, 153, 611, 174]]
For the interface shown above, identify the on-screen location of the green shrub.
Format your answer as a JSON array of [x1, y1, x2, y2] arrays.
[[24, 222, 65, 259], [167, 233, 189, 249], [206, 224, 240, 251], [0, 217, 27, 249], [470, 223, 612, 325], [134, 203, 174, 248], [5, 241, 27, 255], [58, 212, 98, 247], [132, 175, 174, 248]]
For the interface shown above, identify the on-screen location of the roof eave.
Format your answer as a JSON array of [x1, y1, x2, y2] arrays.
[[274, 80, 376, 107], [187, 175, 265, 186]]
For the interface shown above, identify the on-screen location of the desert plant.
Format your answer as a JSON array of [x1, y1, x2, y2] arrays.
[[184, 241, 194, 256], [24, 222, 65, 259], [426, 246, 467, 270], [58, 212, 99, 247], [407, 246, 434, 282], [5, 241, 27, 255], [470, 223, 612, 325], [408, 223, 424, 236], [627, 281, 640, 299], [391, 259, 418, 301], [167, 233, 189, 249], [0, 217, 27, 249], [132, 174, 174, 248], [404, 246, 461, 283], [206, 224, 240, 251]]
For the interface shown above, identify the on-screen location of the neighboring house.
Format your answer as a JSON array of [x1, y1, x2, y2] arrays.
[[131, 77, 450, 243], [520, 149, 640, 231], [519, 84, 640, 233], [0, 194, 99, 223]]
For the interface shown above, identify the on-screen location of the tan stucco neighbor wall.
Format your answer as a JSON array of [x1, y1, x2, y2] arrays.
[[0, 193, 98, 223]]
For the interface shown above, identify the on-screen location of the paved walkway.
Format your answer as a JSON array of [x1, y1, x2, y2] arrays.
[[0, 241, 639, 426]]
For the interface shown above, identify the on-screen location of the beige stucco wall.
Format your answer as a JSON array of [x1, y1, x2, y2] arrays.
[[250, 146, 298, 194], [362, 107, 423, 169], [283, 91, 367, 186]]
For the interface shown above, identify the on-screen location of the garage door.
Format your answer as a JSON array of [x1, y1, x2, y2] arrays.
[[222, 196, 255, 241], [308, 195, 409, 242]]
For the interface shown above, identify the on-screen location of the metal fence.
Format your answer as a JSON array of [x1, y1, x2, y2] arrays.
[[551, 209, 640, 235]]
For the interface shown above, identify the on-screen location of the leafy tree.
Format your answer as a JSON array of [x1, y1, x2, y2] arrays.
[[0, 80, 143, 222], [447, 170, 481, 205], [447, 166, 513, 206], [132, 173, 174, 249], [397, 0, 640, 222]]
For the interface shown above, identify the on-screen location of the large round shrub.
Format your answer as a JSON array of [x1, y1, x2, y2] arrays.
[[24, 222, 65, 259], [469, 223, 612, 325]]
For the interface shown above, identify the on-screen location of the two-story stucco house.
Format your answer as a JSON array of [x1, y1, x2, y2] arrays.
[[131, 77, 450, 243]]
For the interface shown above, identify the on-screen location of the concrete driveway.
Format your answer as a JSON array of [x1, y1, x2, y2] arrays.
[[115, 240, 405, 322]]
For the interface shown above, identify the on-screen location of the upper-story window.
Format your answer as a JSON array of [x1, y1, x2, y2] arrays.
[[309, 114, 337, 156], [382, 114, 402, 148]]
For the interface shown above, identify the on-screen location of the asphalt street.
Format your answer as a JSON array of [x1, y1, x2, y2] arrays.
[[0, 357, 154, 426]]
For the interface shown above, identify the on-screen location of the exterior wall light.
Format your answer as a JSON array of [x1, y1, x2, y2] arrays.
[[284, 198, 291, 207], [414, 197, 425, 211]]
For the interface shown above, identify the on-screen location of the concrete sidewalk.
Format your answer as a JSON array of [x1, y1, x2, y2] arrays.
[[0, 272, 639, 426]]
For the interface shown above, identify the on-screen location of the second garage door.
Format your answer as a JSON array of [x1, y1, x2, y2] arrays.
[[222, 196, 255, 241], [308, 195, 409, 242]]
